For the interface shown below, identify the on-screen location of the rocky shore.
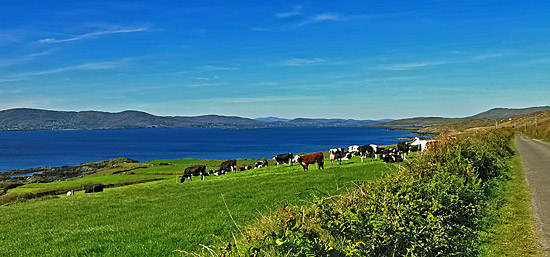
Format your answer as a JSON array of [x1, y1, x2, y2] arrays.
[[0, 158, 139, 194]]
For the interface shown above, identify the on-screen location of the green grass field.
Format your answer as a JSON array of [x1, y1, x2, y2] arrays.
[[0, 156, 395, 256]]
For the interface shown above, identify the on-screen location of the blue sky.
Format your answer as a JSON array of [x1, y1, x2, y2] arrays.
[[1, 1, 549, 119]]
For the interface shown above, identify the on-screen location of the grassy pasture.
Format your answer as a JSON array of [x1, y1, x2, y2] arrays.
[[0, 156, 394, 256]]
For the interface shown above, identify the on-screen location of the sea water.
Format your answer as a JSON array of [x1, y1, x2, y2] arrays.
[[0, 127, 418, 171]]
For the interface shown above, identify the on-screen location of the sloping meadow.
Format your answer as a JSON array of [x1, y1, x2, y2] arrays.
[[225, 129, 514, 256]]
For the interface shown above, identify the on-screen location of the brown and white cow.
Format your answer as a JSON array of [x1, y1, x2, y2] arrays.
[[293, 152, 324, 171]]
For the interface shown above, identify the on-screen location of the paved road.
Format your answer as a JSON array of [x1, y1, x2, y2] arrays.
[[516, 134, 550, 255]]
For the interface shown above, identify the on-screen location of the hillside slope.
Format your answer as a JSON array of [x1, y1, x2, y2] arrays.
[[377, 106, 550, 128], [468, 106, 550, 119]]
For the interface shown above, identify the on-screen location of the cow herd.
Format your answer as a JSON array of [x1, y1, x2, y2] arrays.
[[330, 141, 422, 166], [180, 138, 431, 183]]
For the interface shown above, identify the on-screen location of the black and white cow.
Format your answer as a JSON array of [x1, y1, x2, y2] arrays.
[[181, 165, 207, 182], [273, 153, 293, 166], [410, 144, 421, 152], [329, 148, 346, 166], [397, 142, 411, 159], [348, 145, 360, 156], [254, 160, 269, 169], [238, 165, 253, 171], [219, 160, 237, 173], [382, 154, 404, 163], [342, 151, 354, 160], [357, 145, 375, 162], [369, 144, 378, 159]]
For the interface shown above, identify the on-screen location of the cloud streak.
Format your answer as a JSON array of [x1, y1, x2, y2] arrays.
[[275, 6, 302, 19], [194, 65, 240, 71], [314, 14, 339, 21], [0, 59, 128, 83], [269, 57, 328, 67], [38, 26, 149, 43], [199, 95, 327, 104], [0, 49, 57, 68], [377, 61, 448, 71]]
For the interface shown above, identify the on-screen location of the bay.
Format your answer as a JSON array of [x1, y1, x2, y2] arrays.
[[0, 127, 417, 172]]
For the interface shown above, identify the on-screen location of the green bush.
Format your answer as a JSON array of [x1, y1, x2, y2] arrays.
[[225, 130, 514, 256]]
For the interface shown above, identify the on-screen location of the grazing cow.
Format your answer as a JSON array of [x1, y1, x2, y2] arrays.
[[294, 152, 324, 171], [209, 169, 224, 176], [409, 144, 421, 152], [273, 153, 294, 166], [382, 154, 404, 163], [329, 148, 346, 166], [357, 145, 375, 162], [397, 142, 411, 159], [369, 144, 379, 159], [342, 151, 354, 160], [239, 165, 253, 171], [348, 145, 360, 156], [181, 165, 207, 182], [219, 160, 237, 173], [254, 160, 268, 169], [377, 147, 398, 161], [84, 184, 104, 193]]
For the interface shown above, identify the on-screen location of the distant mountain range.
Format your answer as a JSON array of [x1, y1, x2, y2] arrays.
[[254, 117, 290, 122], [377, 106, 550, 127], [2, 106, 548, 131], [0, 108, 389, 131]]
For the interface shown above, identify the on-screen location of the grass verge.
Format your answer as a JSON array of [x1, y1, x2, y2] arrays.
[[479, 140, 543, 256]]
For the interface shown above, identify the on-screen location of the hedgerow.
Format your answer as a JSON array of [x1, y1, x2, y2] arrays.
[[221, 129, 514, 256]]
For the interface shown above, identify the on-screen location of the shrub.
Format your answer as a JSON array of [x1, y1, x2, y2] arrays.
[[223, 130, 514, 256]]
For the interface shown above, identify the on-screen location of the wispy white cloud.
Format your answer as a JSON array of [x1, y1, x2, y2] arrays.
[[0, 30, 25, 46], [254, 7, 343, 31], [191, 76, 219, 81], [38, 26, 149, 43], [0, 59, 128, 82], [0, 77, 28, 83], [23, 48, 58, 58], [194, 65, 240, 71], [0, 49, 57, 68], [186, 82, 221, 88], [296, 14, 340, 27], [314, 14, 339, 21], [376, 51, 508, 71], [269, 57, 328, 67], [198, 95, 327, 104], [275, 5, 302, 19], [471, 53, 505, 60], [377, 61, 448, 71]]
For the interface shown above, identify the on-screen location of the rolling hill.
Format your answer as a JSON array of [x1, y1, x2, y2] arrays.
[[0, 108, 388, 131], [376, 106, 550, 128]]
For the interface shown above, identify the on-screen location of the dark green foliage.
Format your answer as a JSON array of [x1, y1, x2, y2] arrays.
[[229, 130, 514, 256]]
